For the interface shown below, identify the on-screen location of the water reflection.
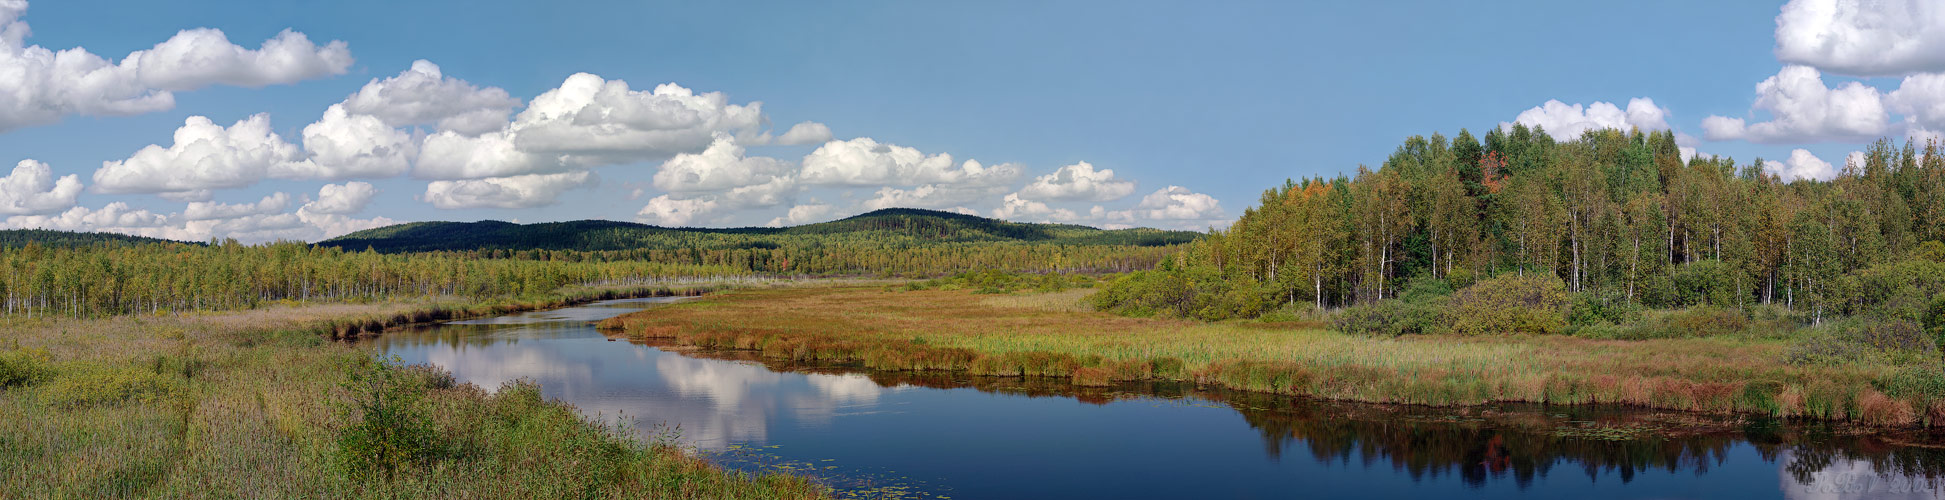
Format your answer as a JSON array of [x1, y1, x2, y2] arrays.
[[370, 298, 902, 449], [370, 298, 1945, 499]]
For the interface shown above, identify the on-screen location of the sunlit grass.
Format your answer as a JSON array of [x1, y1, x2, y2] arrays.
[[605, 285, 1943, 427]]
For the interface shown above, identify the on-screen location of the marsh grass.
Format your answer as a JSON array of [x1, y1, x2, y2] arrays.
[[0, 285, 830, 499], [603, 285, 1945, 428]]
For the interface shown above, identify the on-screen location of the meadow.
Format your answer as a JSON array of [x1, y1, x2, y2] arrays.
[[599, 284, 1945, 429], [0, 285, 829, 499]]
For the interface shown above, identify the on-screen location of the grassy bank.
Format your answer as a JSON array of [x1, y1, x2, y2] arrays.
[[599, 285, 1945, 429], [0, 285, 829, 499]]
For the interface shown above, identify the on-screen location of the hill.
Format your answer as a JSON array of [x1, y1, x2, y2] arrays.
[[319, 208, 1200, 254], [0, 229, 199, 248]]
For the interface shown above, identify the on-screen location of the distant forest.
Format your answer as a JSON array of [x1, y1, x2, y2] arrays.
[[318, 208, 1197, 275], [0, 209, 1197, 317]]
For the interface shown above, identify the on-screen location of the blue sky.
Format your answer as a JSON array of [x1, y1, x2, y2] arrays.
[[0, 0, 1938, 242]]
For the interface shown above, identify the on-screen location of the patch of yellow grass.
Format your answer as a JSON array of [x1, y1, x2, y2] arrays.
[[607, 286, 1923, 426]]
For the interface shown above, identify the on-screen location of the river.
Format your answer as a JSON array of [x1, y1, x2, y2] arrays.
[[366, 297, 1945, 499]]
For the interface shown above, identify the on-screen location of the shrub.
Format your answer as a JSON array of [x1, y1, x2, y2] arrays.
[[1786, 319, 1939, 366], [335, 357, 444, 480], [1333, 299, 1443, 336], [1924, 294, 1945, 350], [0, 347, 53, 388], [1672, 260, 1747, 307], [1093, 264, 1252, 320], [1567, 290, 1639, 328], [1839, 259, 1945, 322], [1443, 274, 1569, 335], [1916, 240, 1945, 263], [1396, 276, 1454, 303]]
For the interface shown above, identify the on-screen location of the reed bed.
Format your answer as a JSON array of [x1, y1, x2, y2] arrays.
[[601, 286, 1945, 428]]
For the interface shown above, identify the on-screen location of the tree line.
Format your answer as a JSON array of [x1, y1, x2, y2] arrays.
[[0, 240, 751, 318], [1101, 124, 1945, 320]]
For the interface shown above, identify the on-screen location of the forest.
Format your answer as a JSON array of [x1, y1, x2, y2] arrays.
[[1096, 124, 1945, 342]]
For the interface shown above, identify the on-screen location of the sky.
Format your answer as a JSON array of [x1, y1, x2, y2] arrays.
[[0, 0, 1941, 243]]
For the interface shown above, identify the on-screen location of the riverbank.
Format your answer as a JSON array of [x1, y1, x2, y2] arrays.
[[598, 285, 1945, 431], [0, 285, 830, 499]]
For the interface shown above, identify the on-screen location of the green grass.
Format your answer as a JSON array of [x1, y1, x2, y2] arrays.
[[0, 285, 830, 499], [601, 285, 1945, 428]]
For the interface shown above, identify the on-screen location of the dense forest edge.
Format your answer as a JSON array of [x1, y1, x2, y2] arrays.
[[1077, 124, 1945, 426]]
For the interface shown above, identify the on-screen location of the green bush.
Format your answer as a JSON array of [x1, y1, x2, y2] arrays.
[[335, 357, 444, 480], [1672, 260, 1747, 307], [0, 347, 53, 388], [1333, 299, 1443, 336], [1786, 319, 1939, 366], [1093, 264, 1256, 320], [1928, 296, 1945, 350], [1837, 259, 1945, 321], [1396, 276, 1454, 303], [1567, 290, 1640, 328], [1443, 273, 1569, 335]]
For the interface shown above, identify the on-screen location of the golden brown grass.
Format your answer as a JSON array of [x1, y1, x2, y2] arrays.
[[602, 285, 1941, 427]]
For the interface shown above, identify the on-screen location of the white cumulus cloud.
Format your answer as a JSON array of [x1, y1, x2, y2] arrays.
[[1701, 66, 1888, 143], [653, 135, 796, 195], [302, 181, 377, 215], [800, 137, 1020, 187], [1887, 73, 1945, 131], [511, 74, 764, 162], [91, 114, 304, 195], [184, 192, 289, 221], [341, 60, 520, 136], [125, 28, 352, 91], [1767, 149, 1841, 182], [773, 121, 833, 146], [1014, 161, 1135, 202], [1504, 98, 1671, 140], [765, 202, 836, 227], [0, 2, 350, 132], [281, 104, 418, 180], [0, 159, 80, 215], [636, 195, 718, 227], [1774, 0, 1945, 76], [422, 171, 594, 209], [1133, 185, 1224, 221]]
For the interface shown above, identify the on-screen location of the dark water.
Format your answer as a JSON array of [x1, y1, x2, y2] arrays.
[[368, 298, 1945, 499]]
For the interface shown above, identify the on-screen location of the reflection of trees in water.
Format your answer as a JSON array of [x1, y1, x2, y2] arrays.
[[660, 344, 1945, 490], [1776, 431, 1945, 486], [1231, 399, 1739, 487]]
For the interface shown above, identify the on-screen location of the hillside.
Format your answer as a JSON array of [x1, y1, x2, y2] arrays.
[[0, 229, 199, 248], [319, 208, 1200, 253]]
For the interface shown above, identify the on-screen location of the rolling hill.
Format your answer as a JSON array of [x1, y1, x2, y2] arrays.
[[0, 229, 201, 248], [318, 208, 1201, 253]]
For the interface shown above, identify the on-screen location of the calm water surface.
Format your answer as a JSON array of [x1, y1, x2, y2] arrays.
[[368, 297, 1945, 499]]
